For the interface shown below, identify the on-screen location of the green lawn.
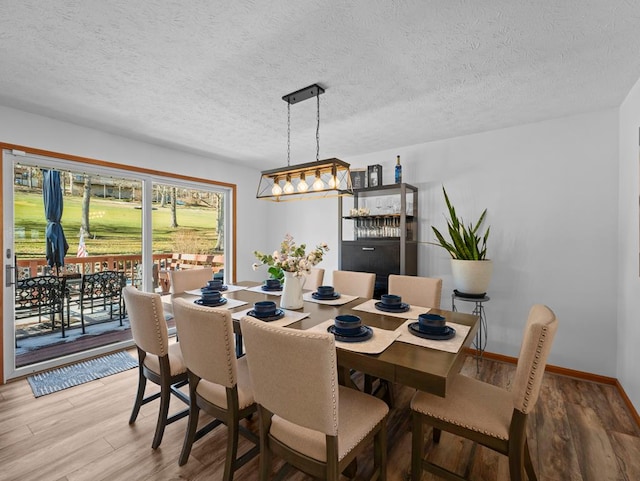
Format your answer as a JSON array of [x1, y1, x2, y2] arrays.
[[14, 191, 221, 257]]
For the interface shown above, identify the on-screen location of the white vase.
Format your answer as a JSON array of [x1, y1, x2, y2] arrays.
[[280, 271, 304, 309], [451, 259, 493, 295]]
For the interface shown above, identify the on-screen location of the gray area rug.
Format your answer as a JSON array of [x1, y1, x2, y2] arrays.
[[27, 351, 138, 397]]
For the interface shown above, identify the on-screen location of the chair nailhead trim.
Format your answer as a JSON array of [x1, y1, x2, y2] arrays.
[[521, 326, 548, 411], [417, 410, 508, 441], [223, 315, 235, 386], [150, 296, 167, 357]]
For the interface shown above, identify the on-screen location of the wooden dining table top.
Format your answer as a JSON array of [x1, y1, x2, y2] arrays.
[[171, 281, 479, 397]]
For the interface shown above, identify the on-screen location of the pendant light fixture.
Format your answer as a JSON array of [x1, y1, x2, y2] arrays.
[[256, 84, 353, 201]]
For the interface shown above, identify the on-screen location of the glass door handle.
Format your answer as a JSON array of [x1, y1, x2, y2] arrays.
[[5, 264, 16, 287]]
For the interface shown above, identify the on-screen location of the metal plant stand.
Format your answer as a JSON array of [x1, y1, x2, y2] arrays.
[[451, 292, 489, 372]]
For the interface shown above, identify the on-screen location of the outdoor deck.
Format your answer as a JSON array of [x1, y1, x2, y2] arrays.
[[15, 298, 174, 368]]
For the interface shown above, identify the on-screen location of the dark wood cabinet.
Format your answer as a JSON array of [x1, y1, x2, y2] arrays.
[[339, 183, 418, 297]]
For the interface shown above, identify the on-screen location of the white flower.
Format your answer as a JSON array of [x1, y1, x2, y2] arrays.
[[252, 263, 259, 271], [253, 235, 329, 276]]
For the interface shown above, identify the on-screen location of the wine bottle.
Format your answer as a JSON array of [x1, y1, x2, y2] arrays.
[[394, 155, 402, 184]]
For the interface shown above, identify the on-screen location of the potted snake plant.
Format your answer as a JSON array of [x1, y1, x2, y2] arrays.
[[431, 186, 492, 296]]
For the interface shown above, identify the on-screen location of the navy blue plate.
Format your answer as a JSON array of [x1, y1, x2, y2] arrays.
[[375, 301, 410, 313], [247, 309, 285, 321], [327, 325, 373, 343], [312, 292, 341, 300], [408, 323, 455, 340], [202, 285, 228, 292], [194, 298, 228, 307], [261, 285, 283, 292]]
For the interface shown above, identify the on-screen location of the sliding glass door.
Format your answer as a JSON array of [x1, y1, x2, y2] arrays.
[[2, 148, 233, 380]]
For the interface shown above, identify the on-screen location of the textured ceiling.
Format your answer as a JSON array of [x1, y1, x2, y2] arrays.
[[1, 1, 640, 169]]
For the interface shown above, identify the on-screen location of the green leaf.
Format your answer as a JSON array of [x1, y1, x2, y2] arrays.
[[431, 186, 490, 260]]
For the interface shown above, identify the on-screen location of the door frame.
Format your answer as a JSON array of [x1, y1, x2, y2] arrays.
[[1, 143, 236, 382]]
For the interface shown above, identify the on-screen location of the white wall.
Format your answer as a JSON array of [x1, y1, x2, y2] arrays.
[[0, 105, 270, 283], [618, 78, 640, 410], [1, 104, 625, 380], [276, 109, 620, 376]]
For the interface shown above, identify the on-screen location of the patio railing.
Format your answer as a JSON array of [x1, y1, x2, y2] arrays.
[[16, 253, 224, 292]]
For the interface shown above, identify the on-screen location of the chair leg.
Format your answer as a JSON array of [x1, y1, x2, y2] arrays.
[[375, 421, 387, 481], [411, 411, 424, 481], [258, 409, 272, 481], [433, 427, 442, 443], [129, 367, 147, 424], [364, 374, 374, 394], [524, 439, 537, 481], [224, 413, 240, 481], [80, 307, 86, 334], [508, 443, 525, 481], [178, 399, 200, 466], [151, 380, 171, 449]]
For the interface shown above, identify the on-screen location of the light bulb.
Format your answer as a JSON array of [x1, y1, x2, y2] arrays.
[[328, 166, 338, 188], [312, 172, 325, 191], [297, 173, 309, 192], [271, 178, 282, 196], [283, 175, 294, 194]]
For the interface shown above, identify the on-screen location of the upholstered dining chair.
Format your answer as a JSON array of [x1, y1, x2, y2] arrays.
[[172, 298, 258, 481], [366, 275, 443, 401], [387, 274, 442, 309], [122, 286, 189, 449], [304, 267, 325, 291], [240, 316, 389, 481], [410, 304, 558, 481], [332, 270, 376, 298], [169, 268, 214, 294]]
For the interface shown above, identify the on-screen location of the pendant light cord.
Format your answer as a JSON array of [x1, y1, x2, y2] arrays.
[[287, 101, 291, 167], [316, 92, 320, 162]]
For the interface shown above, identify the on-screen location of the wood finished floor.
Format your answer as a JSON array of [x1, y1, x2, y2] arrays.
[[0, 352, 638, 481]]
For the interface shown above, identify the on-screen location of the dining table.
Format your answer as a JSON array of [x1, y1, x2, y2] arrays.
[[169, 280, 479, 398]]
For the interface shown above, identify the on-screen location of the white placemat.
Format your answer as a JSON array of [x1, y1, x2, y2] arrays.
[[246, 285, 283, 296], [352, 298, 432, 319], [308, 319, 400, 354], [191, 297, 248, 310], [302, 291, 358, 306], [185, 284, 247, 296], [232, 307, 309, 327], [394, 319, 471, 353]]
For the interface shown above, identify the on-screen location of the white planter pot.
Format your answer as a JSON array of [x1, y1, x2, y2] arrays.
[[451, 259, 493, 295]]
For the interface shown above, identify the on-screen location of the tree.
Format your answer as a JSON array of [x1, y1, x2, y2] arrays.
[[159, 185, 167, 207], [170, 186, 178, 228], [81, 175, 92, 237], [215, 193, 224, 250]]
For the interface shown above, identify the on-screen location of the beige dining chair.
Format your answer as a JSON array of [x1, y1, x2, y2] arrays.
[[367, 275, 442, 400], [303, 267, 325, 291], [240, 316, 389, 481], [410, 304, 558, 481], [169, 268, 213, 294], [122, 286, 189, 449], [172, 298, 258, 481], [387, 274, 442, 309], [332, 270, 376, 298]]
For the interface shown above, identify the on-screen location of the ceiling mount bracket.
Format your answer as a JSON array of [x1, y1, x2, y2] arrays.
[[282, 84, 325, 105]]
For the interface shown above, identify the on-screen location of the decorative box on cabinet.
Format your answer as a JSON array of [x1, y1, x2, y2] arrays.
[[339, 183, 418, 298]]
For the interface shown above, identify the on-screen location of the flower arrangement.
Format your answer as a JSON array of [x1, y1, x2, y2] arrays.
[[253, 234, 329, 279]]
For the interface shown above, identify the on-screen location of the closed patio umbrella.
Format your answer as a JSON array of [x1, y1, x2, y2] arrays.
[[43, 169, 69, 272]]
